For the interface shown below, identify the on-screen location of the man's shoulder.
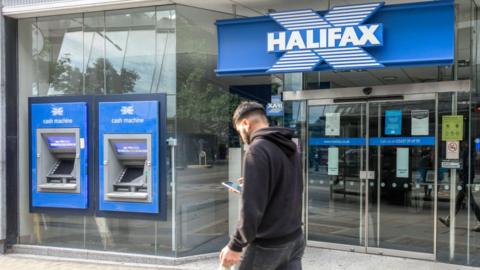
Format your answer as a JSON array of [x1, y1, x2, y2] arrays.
[[247, 138, 284, 160], [247, 139, 271, 156]]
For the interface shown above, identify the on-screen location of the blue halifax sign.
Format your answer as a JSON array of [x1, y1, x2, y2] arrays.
[[216, 1, 454, 75], [267, 4, 383, 72]]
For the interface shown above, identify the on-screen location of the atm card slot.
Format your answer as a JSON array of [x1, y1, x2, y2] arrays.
[[106, 192, 148, 200], [38, 183, 77, 190]]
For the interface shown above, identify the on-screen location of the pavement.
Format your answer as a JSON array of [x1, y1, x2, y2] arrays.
[[1, 247, 480, 270]]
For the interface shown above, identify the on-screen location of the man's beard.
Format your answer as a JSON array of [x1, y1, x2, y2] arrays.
[[240, 128, 251, 145]]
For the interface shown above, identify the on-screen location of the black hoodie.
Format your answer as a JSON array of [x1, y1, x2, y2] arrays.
[[228, 127, 303, 252]]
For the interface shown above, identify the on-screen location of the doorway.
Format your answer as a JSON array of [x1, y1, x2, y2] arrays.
[[282, 80, 471, 260]]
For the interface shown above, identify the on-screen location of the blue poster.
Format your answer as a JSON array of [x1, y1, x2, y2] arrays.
[[385, 110, 402, 135]]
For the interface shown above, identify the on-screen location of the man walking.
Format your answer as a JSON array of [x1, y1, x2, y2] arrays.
[[220, 101, 305, 269]]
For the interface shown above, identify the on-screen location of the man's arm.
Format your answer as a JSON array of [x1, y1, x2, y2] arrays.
[[228, 149, 270, 252]]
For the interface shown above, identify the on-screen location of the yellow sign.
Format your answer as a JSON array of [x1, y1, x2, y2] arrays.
[[442, 115, 463, 141]]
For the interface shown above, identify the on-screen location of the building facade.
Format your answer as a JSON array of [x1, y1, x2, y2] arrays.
[[1, 0, 480, 267]]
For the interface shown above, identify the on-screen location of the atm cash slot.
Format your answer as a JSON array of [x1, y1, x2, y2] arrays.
[[104, 136, 152, 202], [39, 158, 77, 190]]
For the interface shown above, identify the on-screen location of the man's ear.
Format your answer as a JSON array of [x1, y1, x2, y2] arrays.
[[240, 118, 249, 128]]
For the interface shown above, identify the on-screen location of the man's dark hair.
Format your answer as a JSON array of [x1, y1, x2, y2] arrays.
[[232, 101, 267, 126]]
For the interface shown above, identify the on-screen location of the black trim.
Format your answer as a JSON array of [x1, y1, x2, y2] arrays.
[[333, 95, 404, 103], [5, 16, 18, 249]]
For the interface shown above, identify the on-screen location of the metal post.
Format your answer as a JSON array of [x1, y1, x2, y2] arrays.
[[167, 137, 177, 253], [449, 92, 458, 262], [433, 94, 439, 258], [377, 104, 381, 247], [303, 101, 309, 239], [449, 2, 459, 261], [359, 104, 364, 246], [0, 4, 6, 248], [365, 103, 370, 251]]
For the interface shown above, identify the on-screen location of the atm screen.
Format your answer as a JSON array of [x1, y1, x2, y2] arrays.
[[46, 135, 76, 149], [113, 142, 147, 156]]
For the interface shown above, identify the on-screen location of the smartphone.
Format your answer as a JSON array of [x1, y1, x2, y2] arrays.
[[222, 181, 242, 193]]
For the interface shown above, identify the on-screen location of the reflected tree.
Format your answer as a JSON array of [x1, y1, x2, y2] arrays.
[[48, 56, 139, 95], [48, 56, 83, 95], [177, 63, 242, 137], [104, 59, 140, 94]]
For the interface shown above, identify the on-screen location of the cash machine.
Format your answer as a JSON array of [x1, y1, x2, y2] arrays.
[[30, 100, 90, 210], [36, 130, 80, 192], [98, 96, 166, 216], [103, 135, 152, 201]]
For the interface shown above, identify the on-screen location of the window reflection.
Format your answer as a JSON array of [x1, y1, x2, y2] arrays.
[[84, 12, 106, 95], [36, 15, 83, 95], [105, 8, 155, 94], [19, 6, 177, 256]]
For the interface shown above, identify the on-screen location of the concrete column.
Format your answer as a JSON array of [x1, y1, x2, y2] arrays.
[[228, 148, 242, 236], [0, 6, 7, 251]]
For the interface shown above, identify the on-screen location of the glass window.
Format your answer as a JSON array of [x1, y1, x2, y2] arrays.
[[84, 12, 106, 95], [175, 6, 232, 256], [36, 14, 84, 96], [17, 6, 176, 257], [105, 8, 156, 94]]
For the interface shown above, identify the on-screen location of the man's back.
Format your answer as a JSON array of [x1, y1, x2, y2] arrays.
[[246, 127, 303, 243]]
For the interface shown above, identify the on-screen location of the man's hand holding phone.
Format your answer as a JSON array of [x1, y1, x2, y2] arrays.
[[222, 177, 243, 194]]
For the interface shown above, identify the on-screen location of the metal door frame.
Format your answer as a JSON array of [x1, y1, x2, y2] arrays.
[[291, 80, 471, 261]]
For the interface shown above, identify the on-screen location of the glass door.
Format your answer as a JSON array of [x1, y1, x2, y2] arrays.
[[367, 96, 437, 259], [307, 102, 367, 250], [307, 94, 437, 259]]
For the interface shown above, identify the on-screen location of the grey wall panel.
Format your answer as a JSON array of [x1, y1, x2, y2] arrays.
[[3, 0, 77, 8]]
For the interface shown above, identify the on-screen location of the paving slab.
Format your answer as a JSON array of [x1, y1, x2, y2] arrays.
[[2, 247, 480, 270]]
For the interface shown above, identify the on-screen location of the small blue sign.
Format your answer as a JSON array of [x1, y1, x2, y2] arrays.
[[266, 95, 284, 116], [370, 136, 435, 146], [385, 110, 402, 135], [309, 136, 435, 146], [310, 137, 366, 146]]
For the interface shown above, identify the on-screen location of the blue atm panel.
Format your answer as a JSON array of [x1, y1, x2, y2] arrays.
[[30, 102, 89, 209], [98, 100, 164, 215]]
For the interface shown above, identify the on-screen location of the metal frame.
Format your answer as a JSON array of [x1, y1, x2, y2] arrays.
[[300, 80, 472, 261], [307, 93, 436, 106], [284, 80, 471, 102], [36, 127, 81, 194], [2, 0, 173, 18], [102, 133, 152, 203]]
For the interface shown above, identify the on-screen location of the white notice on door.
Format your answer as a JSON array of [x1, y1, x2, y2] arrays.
[[325, 112, 340, 136], [411, 110, 429, 136], [396, 147, 409, 178], [446, 141, 460, 160], [328, 147, 339, 176]]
